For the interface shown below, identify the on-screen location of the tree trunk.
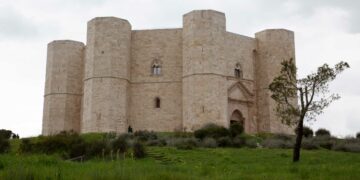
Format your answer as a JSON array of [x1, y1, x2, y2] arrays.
[[293, 117, 304, 162]]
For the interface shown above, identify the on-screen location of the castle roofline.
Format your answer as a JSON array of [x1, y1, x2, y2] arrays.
[[183, 9, 225, 17], [87, 16, 131, 25], [48, 40, 84, 46], [255, 28, 294, 35]]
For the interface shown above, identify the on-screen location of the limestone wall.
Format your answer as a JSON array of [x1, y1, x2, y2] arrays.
[[42, 40, 84, 135], [182, 10, 228, 131], [129, 29, 183, 131], [255, 29, 296, 134], [225, 32, 256, 80], [81, 17, 131, 133]]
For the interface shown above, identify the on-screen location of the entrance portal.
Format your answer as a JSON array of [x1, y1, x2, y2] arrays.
[[230, 110, 245, 127]]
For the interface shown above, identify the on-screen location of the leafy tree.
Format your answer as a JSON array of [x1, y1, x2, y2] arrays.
[[269, 59, 349, 162], [357, 132, 360, 139], [300, 126, 314, 138], [315, 128, 331, 137]]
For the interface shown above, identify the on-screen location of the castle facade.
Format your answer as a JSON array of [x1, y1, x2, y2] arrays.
[[42, 10, 296, 135]]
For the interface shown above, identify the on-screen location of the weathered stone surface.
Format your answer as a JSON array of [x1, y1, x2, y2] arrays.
[[42, 10, 297, 135], [42, 40, 84, 135]]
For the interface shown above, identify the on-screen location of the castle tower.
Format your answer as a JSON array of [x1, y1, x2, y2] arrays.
[[42, 40, 84, 135], [255, 29, 296, 134], [81, 17, 131, 133], [182, 10, 228, 131]]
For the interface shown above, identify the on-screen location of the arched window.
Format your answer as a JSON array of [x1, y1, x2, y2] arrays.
[[234, 63, 242, 78], [151, 60, 162, 75], [155, 97, 161, 108]]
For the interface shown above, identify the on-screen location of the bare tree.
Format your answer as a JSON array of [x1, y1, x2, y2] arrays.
[[269, 59, 349, 162]]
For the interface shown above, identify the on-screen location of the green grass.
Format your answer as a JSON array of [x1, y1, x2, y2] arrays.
[[1, 147, 359, 179]]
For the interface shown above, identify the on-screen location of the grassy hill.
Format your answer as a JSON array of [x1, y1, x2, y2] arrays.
[[1, 147, 359, 179]]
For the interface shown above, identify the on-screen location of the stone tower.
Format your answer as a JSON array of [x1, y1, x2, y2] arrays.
[[42, 40, 84, 135], [81, 17, 131, 133], [182, 10, 228, 131], [255, 29, 296, 134]]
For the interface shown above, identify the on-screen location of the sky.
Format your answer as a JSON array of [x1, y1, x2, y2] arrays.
[[0, 0, 359, 137]]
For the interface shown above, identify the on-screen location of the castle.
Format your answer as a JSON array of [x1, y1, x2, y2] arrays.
[[42, 10, 296, 135]]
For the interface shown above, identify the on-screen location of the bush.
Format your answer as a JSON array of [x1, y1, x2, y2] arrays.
[[217, 136, 232, 147], [273, 134, 293, 141], [146, 139, 167, 147], [194, 124, 230, 140], [112, 136, 128, 154], [0, 138, 10, 153], [134, 130, 157, 141], [301, 139, 320, 150], [356, 132, 360, 139], [175, 138, 198, 150], [201, 138, 217, 148], [68, 141, 87, 159], [261, 138, 293, 149], [333, 143, 360, 153], [315, 128, 331, 137], [133, 141, 146, 158], [229, 122, 244, 137], [86, 140, 108, 158], [232, 135, 246, 148], [0, 129, 12, 139], [19, 138, 34, 153], [313, 136, 334, 150], [302, 127, 314, 138], [245, 138, 259, 148]]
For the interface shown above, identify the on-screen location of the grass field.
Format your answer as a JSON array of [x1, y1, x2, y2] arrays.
[[1, 147, 359, 179]]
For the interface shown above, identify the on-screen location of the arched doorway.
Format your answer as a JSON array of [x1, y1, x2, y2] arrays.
[[230, 110, 245, 127]]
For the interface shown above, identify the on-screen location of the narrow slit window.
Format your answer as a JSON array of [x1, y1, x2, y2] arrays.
[[155, 97, 161, 108], [235, 63, 242, 78]]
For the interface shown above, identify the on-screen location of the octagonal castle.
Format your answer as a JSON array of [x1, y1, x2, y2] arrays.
[[42, 10, 296, 135]]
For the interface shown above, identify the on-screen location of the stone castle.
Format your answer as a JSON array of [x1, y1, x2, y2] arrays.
[[42, 10, 296, 135]]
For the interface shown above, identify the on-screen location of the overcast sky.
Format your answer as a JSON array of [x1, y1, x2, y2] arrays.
[[0, 0, 359, 137]]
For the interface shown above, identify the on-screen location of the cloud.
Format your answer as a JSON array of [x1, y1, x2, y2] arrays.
[[0, 6, 39, 39]]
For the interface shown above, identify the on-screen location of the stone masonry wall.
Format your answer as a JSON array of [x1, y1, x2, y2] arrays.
[[42, 40, 84, 135], [255, 29, 296, 134], [81, 17, 131, 133], [130, 29, 183, 131]]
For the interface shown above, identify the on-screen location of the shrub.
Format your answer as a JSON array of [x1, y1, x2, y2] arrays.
[[133, 141, 146, 158], [201, 138, 217, 148], [301, 139, 320, 150], [112, 136, 128, 154], [134, 130, 157, 141], [302, 127, 314, 138], [333, 143, 360, 153], [261, 138, 293, 149], [313, 136, 334, 150], [232, 135, 246, 148], [0, 137, 10, 153], [245, 138, 259, 148], [146, 139, 167, 147], [194, 124, 230, 140], [315, 128, 331, 137], [217, 136, 232, 147], [86, 140, 108, 158], [19, 138, 34, 153], [175, 138, 198, 150], [68, 141, 87, 159], [273, 133, 293, 141], [356, 132, 360, 139], [0, 129, 12, 139], [173, 131, 193, 138], [229, 122, 244, 137]]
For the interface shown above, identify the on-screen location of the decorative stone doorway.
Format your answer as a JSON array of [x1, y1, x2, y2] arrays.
[[230, 110, 245, 127]]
